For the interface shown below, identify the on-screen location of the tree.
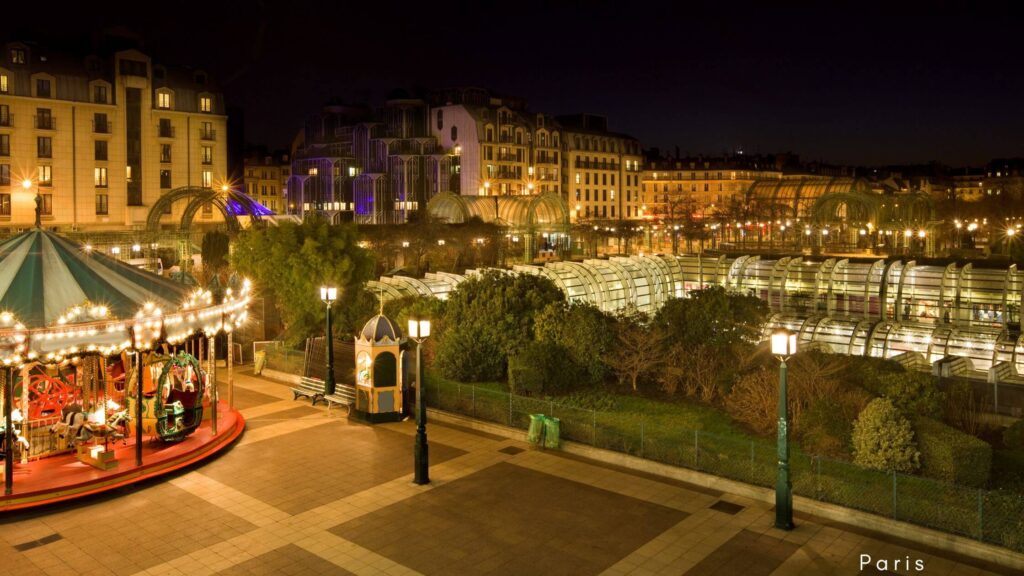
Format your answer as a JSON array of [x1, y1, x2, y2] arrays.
[[535, 302, 616, 387], [201, 230, 230, 271], [654, 286, 769, 350], [231, 217, 375, 344], [606, 311, 667, 392], [434, 270, 564, 382], [852, 398, 920, 473]]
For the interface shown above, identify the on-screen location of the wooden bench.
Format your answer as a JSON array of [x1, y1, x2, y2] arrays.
[[292, 376, 326, 406], [325, 383, 356, 416]]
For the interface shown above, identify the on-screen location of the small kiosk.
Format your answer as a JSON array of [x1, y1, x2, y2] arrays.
[[352, 314, 405, 423]]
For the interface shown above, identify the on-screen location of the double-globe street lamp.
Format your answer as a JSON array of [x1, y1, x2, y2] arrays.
[[408, 317, 431, 485], [771, 329, 798, 530], [320, 286, 337, 395]]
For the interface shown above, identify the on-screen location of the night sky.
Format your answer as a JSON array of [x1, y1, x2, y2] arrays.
[[3, 2, 1021, 166]]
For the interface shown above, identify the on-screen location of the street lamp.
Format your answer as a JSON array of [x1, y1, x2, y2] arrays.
[[771, 329, 798, 530], [320, 286, 337, 395], [408, 317, 431, 485]]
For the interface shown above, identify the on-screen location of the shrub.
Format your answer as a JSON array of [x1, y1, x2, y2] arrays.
[[992, 449, 1024, 491], [535, 302, 616, 387], [1003, 419, 1024, 451], [801, 399, 855, 458], [724, 368, 778, 435], [508, 342, 583, 397], [914, 416, 992, 487], [434, 324, 506, 383], [852, 398, 920, 473], [877, 371, 945, 418]]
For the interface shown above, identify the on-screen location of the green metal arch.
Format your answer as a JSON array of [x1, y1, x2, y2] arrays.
[[145, 186, 267, 235]]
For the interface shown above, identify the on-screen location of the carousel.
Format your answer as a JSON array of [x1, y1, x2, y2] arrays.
[[0, 228, 249, 511]]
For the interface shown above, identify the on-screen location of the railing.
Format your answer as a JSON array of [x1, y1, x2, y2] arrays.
[[200, 129, 216, 141], [93, 119, 111, 133], [425, 378, 1024, 553], [158, 125, 175, 138], [34, 116, 55, 130], [262, 345, 305, 375], [574, 160, 620, 171], [0, 114, 10, 127]]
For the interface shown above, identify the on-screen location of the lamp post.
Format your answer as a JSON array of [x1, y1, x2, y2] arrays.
[[771, 329, 798, 530], [408, 317, 431, 485], [320, 286, 337, 395]]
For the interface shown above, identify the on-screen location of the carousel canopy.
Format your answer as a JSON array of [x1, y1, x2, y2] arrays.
[[0, 229, 250, 366], [0, 230, 188, 328]]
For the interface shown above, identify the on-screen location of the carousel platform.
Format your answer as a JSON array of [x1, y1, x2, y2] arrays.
[[0, 402, 244, 512]]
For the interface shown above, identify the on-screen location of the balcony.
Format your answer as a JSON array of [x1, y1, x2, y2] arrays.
[[200, 128, 216, 141], [34, 116, 55, 130], [497, 153, 520, 162], [158, 125, 175, 138], [535, 154, 559, 165], [93, 119, 111, 134], [0, 114, 10, 127]]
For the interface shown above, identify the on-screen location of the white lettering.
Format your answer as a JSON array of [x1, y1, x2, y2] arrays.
[[859, 554, 871, 569]]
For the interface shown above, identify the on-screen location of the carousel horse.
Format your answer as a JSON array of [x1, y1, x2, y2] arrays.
[[50, 404, 89, 449], [106, 409, 131, 445]]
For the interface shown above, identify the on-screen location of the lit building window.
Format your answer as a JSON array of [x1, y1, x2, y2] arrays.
[[38, 165, 52, 185], [308, 167, 318, 176], [0, 74, 7, 93], [95, 167, 108, 187], [201, 170, 212, 187], [157, 92, 171, 109], [200, 96, 212, 112]]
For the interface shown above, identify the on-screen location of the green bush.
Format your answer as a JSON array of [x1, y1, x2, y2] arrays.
[[852, 398, 920, 473], [508, 342, 583, 397], [434, 324, 506, 383], [1003, 419, 1024, 450], [878, 371, 945, 418], [992, 449, 1024, 491], [535, 302, 616, 387], [914, 416, 992, 488], [801, 399, 854, 458]]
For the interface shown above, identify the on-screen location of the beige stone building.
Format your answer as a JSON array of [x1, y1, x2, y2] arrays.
[[0, 41, 228, 233], [642, 157, 783, 222], [560, 114, 643, 222], [244, 151, 289, 214]]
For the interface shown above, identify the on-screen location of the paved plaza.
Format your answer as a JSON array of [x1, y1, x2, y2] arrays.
[[0, 371, 1019, 576]]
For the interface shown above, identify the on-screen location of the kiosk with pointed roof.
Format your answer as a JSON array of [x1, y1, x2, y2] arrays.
[[352, 312, 405, 423]]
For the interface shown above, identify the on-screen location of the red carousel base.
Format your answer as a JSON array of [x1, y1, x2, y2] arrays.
[[0, 402, 244, 512]]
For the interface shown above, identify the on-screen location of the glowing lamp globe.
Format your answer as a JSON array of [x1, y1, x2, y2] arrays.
[[320, 286, 337, 303], [408, 318, 431, 339], [771, 331, 797, 357]]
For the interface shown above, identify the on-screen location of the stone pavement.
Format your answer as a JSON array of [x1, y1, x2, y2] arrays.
[[0, 370, 1018, 576]]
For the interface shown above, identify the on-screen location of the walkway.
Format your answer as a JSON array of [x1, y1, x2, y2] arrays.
[[0, 370, 1017, 576]]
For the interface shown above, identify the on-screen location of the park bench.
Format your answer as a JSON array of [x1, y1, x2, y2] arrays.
[[292, 376, 326, 406], [325, 383, 356, 416]]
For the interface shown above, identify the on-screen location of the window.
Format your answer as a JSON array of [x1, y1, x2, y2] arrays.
[[0, 134, 8, 156], [202, 170, 212, 187], [0, 74, 7, 93], [0, 164, 8, 185], [95, 140, 108, 161], [93, 84, 107, 104], [119, 59, 147, 77], [93, 112, 109, 133], [202, 201, 212, 215], [0, 104, 8, 126], [94, 167, 107, 187], [160, 144, 171, 162], [201, 146, 212, 164], [0, 193, 8, 216], [40, 194, 52, 215], [160, 169, 171, 188], [704, 183, 709, 192], [38, 165, 51, 186], [35, 136, 50, 157], [485, 127, 493, 142], [201, 121, 214, 139], [436, 110, 443, 130], [36, 79, 51, 98], [95, 194, 108, 215], [261, 185, 266, 195], [575, 173, 580, 184], [157, 92, 171, 109], [484, 146, 493, 161], [450, 125, 457, 141], [158, 118, 173, 137], [10, 49, 25, 64], [36, 108, 53, 130], [199, 96, 212, 112]]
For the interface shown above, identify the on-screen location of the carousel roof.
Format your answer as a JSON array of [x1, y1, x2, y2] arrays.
[[0, 229, 251, 366], [0, 230, 189, 328], [359, 314, 403, 344]]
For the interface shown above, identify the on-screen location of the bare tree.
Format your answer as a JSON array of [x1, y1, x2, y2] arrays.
[[608, 315, 667, 392]]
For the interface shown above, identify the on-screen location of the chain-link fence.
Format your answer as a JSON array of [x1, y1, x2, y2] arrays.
[[425, 378, 1024, 553]]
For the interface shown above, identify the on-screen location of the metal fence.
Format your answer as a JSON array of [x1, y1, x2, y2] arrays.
[[425, 378, 1024, 553], [262, 346, 305, 376]]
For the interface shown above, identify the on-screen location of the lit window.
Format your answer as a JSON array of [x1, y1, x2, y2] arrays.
[[38, 165, 52, 185], [201, 171, 212, 187], [94, 167, 108, 187], [96, 193, 108, 215], [0, 74, 7, 93], [10, 49, 25, 64], [308, 167, 317, 176], [199, 96, 212, 112], [157, 92, 171, 109], [201, 146, 212, 164]]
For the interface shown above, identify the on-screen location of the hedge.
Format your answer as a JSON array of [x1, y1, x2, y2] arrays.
[[914, 416, 992, 488]]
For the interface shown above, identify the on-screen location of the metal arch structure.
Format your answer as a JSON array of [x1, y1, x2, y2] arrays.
[[145, 186, 268, 236]]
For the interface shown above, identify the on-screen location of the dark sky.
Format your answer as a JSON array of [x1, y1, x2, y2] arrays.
[[4, 1, 1022, 166]]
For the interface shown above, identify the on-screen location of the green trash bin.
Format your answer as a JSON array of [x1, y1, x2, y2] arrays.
[[543, 416, 561, 449], [527, 414, 546, 444]]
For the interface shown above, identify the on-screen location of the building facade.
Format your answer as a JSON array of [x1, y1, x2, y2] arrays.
[[0, 41, 228, 233], [244, 150, 289, 214], [559, 114, 642, 222], [642, 155, 784, 222]]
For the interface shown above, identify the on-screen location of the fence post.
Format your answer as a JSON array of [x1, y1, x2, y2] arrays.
[[816, 457, 822, 497], [640, 416, 645, 458], [472, 385, 476, 418], [508, 391, 513, 426], [892, 472, 897, 519], [592, 409, 597, 445], [977, 489, 984, 540], [694, 429, 699, 468], [749, 442, 755, 480], [550, 400, 554, 418]]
